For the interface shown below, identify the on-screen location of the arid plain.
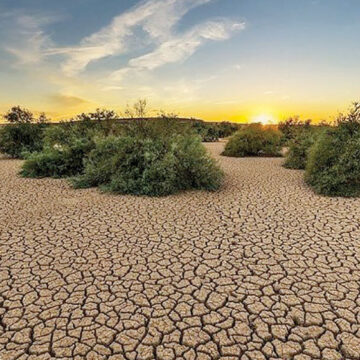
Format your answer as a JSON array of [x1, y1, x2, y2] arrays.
[[1, 142, 360, 360]]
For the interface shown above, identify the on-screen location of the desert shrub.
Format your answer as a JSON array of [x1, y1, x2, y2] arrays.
[[21, 120, 99, 178], [0, 123, 46, 158], [222, 124, 282, 157], [278, 116, 312, 143], [21, 114, 223, 196], [216, 122, 239, 138], [0, 106, 48, 158], [191, 121, 220, 142], [305, 103, 360, 196], [21, 137, 95, 178], [71, 136, 123, 188], [72, 127, 223, 196], [283, 129, 320, 169], [124, 116, 191, 140]]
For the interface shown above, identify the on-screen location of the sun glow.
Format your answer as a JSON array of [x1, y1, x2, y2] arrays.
[[251, 114, 278, 125]]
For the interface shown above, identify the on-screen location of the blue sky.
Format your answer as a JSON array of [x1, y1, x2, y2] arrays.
[[0, 0, 359, 122]]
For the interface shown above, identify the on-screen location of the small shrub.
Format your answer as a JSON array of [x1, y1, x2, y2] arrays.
[[72, 130, 223, 197], [191, 121, 220, 142], [305, 103, 360, 197], [222, 124, 282, 157], [0, 123, 46, 158], [21, 121, 98, 178], [283, 130, 319, 169], [21, 137, 94, 178], [71, 136, 123, 188], [216, 122, 239, 138], [0, 106, 49, 158], [278, 116, 312, 143]]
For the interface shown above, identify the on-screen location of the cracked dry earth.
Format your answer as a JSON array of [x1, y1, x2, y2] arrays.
[[1, 142, 360, 360]]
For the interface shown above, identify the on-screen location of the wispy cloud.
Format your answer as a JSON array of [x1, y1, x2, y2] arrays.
[[48, 0, 212, 76], [109, 18, 244, 84], [1, 11, 59, 64], [127, 20, 244, 71]]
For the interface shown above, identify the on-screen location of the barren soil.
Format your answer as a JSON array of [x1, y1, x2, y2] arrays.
[[1, 142, 360, 359]]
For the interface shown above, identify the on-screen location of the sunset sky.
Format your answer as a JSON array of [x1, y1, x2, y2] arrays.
[[0, 0, 359, 123]]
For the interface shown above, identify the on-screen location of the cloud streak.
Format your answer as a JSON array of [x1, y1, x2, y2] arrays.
[[2, 12, 58, 64], [1, 0, 245, 94], [128, 20, 245, 71], [48, 0, 212, 76]]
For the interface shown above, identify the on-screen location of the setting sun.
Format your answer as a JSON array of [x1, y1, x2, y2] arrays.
[[251, 114, 278, 125]]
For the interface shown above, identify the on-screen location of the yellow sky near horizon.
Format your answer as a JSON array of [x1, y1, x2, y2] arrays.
[[0, 98, 349, 124]]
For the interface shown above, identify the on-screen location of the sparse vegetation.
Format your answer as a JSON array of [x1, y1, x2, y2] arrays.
[[0, 107, 48, 158], [278, 116, 312, 143], [7, 100, 360, 199], [17, 106, 223, 196], [192, 121, 239, 142], [305, 103, 360, 197], [222, 124, 282, 157], [72, 118, 223, 196], [20, 119, 103, 178], [283, 128, 323, 169]]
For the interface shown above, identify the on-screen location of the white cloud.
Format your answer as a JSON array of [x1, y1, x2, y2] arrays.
[[49, 0, 212, 76], [127, 19, 245, 71], [2, 13, 58, 64], [3, 0, 245, 84]]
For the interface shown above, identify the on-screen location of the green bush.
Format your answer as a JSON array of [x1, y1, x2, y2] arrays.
[[222, 124, 282, 157], [71, 136, 123, 188], [72, 132, 223, 197], [283, 129, 319, 169], [0, 123, 46, 158], [21, 115, 224, 196], [305, 103, 360, 197], [216, 122, 239, 138], [21, 137, 95, 178], [278, 117, 312, 143], [21, 121, 98, 178]]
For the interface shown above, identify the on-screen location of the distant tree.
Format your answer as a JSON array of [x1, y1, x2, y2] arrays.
[[74, 108, 117, 122], [124, 99, 148, 118], [89, 108, 117, 121], [37, 112, 50, 124], [4, 106, 34, 123]]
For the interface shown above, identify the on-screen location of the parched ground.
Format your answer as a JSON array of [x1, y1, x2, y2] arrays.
[[1, 142, 360, 360]]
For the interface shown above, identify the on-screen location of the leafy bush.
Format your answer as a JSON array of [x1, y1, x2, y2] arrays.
[[283, 129, 320, 169], [21, 121, 98, 178], [216, 122, 239, 138], [21, 137, 94, 178], [21, 115, 223, 196], [190, 121, 238, 142], [222, 124, 282, 157], [0, 123, 46, 158], [278, 116, 312, 143], [191, 121, 220, 142], [305, 103, 360, 197], [71, 136, 123, 188], [72, 128, 223, 196], [0, 106, 48, 158]]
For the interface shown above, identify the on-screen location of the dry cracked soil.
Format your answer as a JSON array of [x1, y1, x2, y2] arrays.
[[1, 142, 360, 360]]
